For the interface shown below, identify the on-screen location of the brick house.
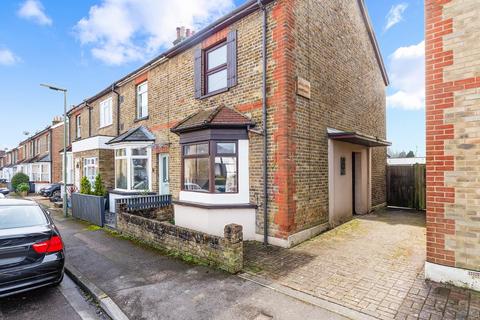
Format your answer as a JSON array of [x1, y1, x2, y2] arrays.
[[1, 117, 65, 191], [425, 0, 480, 290], [66, 0, 389, 246]]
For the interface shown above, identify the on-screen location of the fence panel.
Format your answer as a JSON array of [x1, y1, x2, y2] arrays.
[[387, 164, 426, 210]]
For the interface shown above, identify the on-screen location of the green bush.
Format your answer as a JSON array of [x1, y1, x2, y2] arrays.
[[16, 182, 30, 194], [80, 176, 92, 195], [92, 174, 107, 196], [11, 172, 29, 191]]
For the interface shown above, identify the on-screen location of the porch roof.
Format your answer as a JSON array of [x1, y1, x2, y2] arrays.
[[106, 126, 156, 145], [327, 128, 391, 147], [171, 105, 255, 134]]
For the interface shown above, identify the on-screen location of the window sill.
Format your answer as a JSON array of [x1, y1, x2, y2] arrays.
[[173, 200, 257, 210], [198, 87, 229, 100], [99, 124, 113, 130], [134, 116, 149, 123]]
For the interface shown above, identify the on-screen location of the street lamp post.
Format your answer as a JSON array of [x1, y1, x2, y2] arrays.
[[40, 83, 68, 217]]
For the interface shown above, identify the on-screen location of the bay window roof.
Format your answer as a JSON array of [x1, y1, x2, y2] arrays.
[[171, 105, 254, 134], [107, 126, 156, 145]]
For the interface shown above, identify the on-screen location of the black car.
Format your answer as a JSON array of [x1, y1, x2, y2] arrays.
[[39, 183, 61, 198], [0, 199, 65, 298], [0, 188, 9, 196]]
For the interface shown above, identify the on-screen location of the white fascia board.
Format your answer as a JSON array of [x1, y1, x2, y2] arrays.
[[72, 136, 115, 153]]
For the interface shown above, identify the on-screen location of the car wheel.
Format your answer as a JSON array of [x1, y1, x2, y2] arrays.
[[52, 190, 61, 198]]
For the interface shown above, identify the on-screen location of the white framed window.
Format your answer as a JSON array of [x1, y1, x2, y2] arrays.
[[136, 82, 148, 119], [114, 146, 151, 191], [99, 97, 113, 128], [83, 157, 97, 186], [76, 115, 82, 139]]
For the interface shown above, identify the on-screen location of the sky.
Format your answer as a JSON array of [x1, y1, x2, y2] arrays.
[[0, 0, 425, 156]]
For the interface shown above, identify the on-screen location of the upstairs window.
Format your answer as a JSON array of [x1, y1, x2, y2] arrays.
[[100, 97, 113, 128], [76, 115, 82, 139], [194, 30, 237, 98], [205, 42, 227, 94], [136, 82, 148, 119]]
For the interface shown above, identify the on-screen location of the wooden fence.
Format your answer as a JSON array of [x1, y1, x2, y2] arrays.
[[386, 164, 426, 210]]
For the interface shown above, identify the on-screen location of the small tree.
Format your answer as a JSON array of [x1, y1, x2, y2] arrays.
[[93, 174, 106, 196], [406, 151, 415, 158], [11, 172, 29, 192], [80, 176, 92, 195]]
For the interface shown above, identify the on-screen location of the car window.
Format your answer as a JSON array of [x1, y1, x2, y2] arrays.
[[0, 206, 48, 229]]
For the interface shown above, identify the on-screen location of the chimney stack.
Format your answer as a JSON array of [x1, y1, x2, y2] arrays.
[[173, 26, 194, 45], [52, 115, 63, 125]]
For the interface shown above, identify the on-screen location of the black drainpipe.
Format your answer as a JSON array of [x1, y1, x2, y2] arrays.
[[111, 84, 121, 135], [258, 0, 268, 246], [86, 101, 92, 138]]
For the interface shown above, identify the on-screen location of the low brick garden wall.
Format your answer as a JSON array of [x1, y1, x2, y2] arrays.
[[116, 207, 243, 273]]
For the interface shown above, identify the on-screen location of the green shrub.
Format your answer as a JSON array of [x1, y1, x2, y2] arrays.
[[92, 174, 107, 196], [80, 176, 92, 195], [11, 173, 29, 191], [16, 182, 30, 194]]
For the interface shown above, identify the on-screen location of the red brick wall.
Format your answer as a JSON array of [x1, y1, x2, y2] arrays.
[[51, 123, 65, 183], [425, 0, 480, 270]]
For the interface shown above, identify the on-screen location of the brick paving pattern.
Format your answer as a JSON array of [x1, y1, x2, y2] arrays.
[[245, 209, 480, 319]]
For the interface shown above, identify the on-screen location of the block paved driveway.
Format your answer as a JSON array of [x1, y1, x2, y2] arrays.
[[245, 209, 480, 319]]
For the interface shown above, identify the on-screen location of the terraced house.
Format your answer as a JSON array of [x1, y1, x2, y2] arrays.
[[1, 117, 65, 192], [66, 0, 389, 247]]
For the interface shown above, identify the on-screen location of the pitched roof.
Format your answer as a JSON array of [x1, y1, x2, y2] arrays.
[[171, 105, 255, 134], [106, 126, 156, 145]]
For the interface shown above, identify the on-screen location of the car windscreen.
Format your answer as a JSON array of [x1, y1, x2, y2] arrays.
[[0, 206, 48, 229]]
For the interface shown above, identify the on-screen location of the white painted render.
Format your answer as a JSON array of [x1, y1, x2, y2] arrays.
[[255, 222, 330, 248], [109, 193, 137, 214], [179, 139, 250, 205], [425, 261, 480, 291], [328, 140, 371, 227], [174, 204, 256, 240], [72, 136, 114, 153]]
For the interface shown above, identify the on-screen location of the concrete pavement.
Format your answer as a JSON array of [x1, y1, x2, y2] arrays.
[[40, 201, 348, 320]]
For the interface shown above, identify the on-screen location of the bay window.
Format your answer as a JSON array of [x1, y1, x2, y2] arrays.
[[114, 146, 151, 191], [182, 141, 237, 193]]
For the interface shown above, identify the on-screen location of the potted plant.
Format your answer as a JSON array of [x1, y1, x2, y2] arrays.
[[16, 182, 30, 197]]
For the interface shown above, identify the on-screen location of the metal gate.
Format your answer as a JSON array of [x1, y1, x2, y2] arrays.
[[386, 164, 426, 210]]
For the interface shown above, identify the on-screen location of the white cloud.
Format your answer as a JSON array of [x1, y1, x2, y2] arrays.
[[18, 0, 52, 26], [385, 3, 408, 31], [0, 49, 20, 66], [75, 0, 235, 65], [387, 41, 425, 110]]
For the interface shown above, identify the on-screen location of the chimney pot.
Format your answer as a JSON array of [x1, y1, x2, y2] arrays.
[[186, 28, 191, 37], [176, 27, 181, 39], [180, 26, 186, 38]]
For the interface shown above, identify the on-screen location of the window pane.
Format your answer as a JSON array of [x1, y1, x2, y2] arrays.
[[207, 69, 227, 93], [115, 159, 127, 189], [207, 44, 227, 70], [0, 206, 47, 229], [184, 143, 208, 156], [216, 142, 236, 154], [184, 158, 209, 192], [132, 147, 147, 156], [115, 149, 126, 157], [215, 157, 237, 193], [131, 159, 149, 190]]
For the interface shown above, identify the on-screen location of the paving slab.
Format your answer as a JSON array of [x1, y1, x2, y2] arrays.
[[245, 209, 480, 319]]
